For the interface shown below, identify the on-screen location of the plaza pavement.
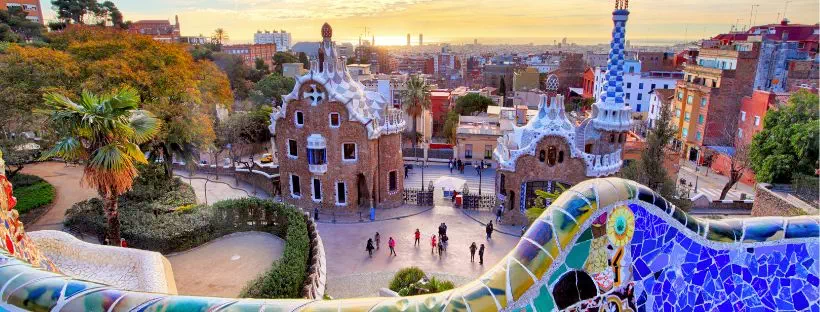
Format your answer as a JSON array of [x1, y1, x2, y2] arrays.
[[404, 163, 496, 195], [677, 161, 756, 201]]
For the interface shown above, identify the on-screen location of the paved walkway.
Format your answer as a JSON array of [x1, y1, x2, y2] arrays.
[[677, 161, 755, 201], [173, 170, 270, 205], [166, 232, 284, 298], [318, 204, 520, 298], [21, 162, 97, 231]]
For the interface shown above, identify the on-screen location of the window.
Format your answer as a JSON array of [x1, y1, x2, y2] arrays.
[[585, 144, 592, 153], [651, 83, 656, 90], [484, 145, 493, 160], [696, 132, 702, 141], [754, 116, 760, 126], [336, 182, 347, 205], [738, 128, 743, 138], [639, 83, 644, 90], [558, 151, 564, 163], [288, 139, 298, 158], [664, 84, 669, 89], [389, 171, 398, 192], [500, 174, 506, 190], [698, 114, 704, 124], [636, 104, 642, 112], [700, 98, 707, 107], [637, 94, 643, 101], [675, 109, 681, 118], [539, 150, 546, 162], [610, 134, 616, 143], [619, 133, 626, 143], [682, 128, 689, 138], [290, 175, 301, 197], [295, 111, 304, 127], [684, 112, 690, 121], [307, 148, 326, 165], [312, 178, 322, 201], [687, 95, 694, 104], [740, 111, 746, 121], [329, 113, 340, 127], [677, 91, 683, 100], [547, 146, 557, 166], [627, 82, 632, 89], [626, 93, 631, 100], [465, 144, 473, 159], [342, 143, 357, 161]]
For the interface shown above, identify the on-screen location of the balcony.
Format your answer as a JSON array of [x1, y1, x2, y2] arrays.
[[307, 134, 327, 175]]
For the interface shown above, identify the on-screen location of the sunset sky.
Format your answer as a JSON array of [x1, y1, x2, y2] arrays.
[[42, 0, 820, 45]]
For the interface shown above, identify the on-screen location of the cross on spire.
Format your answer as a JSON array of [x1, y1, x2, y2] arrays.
[[615, 0, 629, 10], [304, 84, 324, 106]]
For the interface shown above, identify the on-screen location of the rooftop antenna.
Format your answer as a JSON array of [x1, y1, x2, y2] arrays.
[[783, 0, 792, 20], [748, 4, 760, 30]]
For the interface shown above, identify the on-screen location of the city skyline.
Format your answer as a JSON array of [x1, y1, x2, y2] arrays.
[[38, 0, 820, 45]]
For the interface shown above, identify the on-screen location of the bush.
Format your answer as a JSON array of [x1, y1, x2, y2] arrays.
[[9, 174, 55, 215], [389, 267, 426, 292], [390, 267, 455, 296]]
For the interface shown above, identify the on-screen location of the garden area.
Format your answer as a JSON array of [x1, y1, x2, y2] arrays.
[[64, 164, 313, 299], [10, 173, 55, 222], [389, 267, 455, 296]]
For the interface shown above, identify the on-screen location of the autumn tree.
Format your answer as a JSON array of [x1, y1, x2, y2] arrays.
[[0, 7, 45, 42]]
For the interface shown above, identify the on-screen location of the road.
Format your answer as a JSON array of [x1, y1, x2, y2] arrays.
[[21, 162, 97, 231]]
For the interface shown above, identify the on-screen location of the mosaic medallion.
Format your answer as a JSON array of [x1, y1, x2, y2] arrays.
[[606, 205, 634, 247]]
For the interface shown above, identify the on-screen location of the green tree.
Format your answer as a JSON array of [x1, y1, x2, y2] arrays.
[[51, 0, 106, 25], [749, 90, 819, 183], [499, 76, 507, 102], [620, 101, 689, 210], [402, 75, 432, 150], [454, 93, 494, 116], [0, 7, 44, 42], [298, 52, 309, 69], [212, 53, 253, 100], [442, 111, 460, 145], [250, 73, 295, 106], [272, 51, 299, 74], [211, 28, 228, 45], [40, 87, 161, 244]]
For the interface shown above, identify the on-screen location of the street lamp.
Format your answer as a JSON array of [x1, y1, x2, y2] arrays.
[[474, 161, 488, 195]]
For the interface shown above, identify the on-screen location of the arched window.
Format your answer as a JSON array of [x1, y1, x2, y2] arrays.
[[619, 133, 626, 143], [547, 146, 557, 166], [585, 144, 593, 153], [558, 151, 565, 163], [610, 134, 616, 143], [539, 150, 546, 162]]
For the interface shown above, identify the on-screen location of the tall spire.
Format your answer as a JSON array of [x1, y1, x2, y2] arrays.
[[592, 0, 633, 132]]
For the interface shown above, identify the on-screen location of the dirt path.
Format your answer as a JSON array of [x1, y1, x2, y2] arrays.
[[166, 232, 284, 298], [21, 162, 97, 231]]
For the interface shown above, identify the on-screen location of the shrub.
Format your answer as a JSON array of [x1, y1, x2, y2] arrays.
[[9, 174, 55, 215], [389, 267, 426, 292]]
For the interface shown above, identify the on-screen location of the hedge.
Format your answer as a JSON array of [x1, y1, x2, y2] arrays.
[[388, 267, 455, 296], [10, 174, 55, 215], [64, 174, 310, 299]]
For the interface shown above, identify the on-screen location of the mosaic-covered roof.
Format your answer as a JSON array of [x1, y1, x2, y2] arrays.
[[269, 24, 405, 139]]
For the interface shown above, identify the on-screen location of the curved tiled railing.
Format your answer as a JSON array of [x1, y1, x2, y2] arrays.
[[1, 169, 818, 311]]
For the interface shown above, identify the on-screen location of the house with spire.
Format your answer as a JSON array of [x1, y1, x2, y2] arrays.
[[269, 23, 407, 211], [494, 1, 633, 224]]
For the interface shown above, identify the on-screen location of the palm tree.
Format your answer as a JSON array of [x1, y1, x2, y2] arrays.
[[40, 88, 161, 244], [401, 75, 431, 159], [212, 28, 229, 45]]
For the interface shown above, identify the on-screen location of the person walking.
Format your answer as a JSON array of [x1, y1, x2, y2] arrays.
[[366, 238, 375, 257], [388, 237, 397, 256], [449, 159, 454, 173], [120, 238, 128, 248], [457, 159, 463, 173], [375, 232, 381, 250], [441, 234, 449, 252], [470, 242, 477, 262], [438, 223, 445, 237], [486, 221, 494, 239], [314, 206, 320, 221], [431, 235, 438, 254], [437, 238, 444, 258], [495, 206, 503, 223], [414, 229, 421, 247], [478, 244, 485, 265]]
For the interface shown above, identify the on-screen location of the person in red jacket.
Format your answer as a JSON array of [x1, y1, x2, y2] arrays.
[[388, 237, 397, 256], [414, 229, 421, 246], [120, 238, 128, 248]]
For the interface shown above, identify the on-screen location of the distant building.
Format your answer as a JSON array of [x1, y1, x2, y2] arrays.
[[456, 116, 504, 166], [430, 89, 452, 136], [1, 0, 43, 24], [592, 61, 682, 115], [482, 64, 519, 96], [222, 43, 277, 68], [128, 16, 181, 43], [671, 41, 761, 162], [712, 19, 819, 57], [406, 33, 410, 47], [179, 36, 208, 45], [582, 68, 595, 99], [647, 89, 675, 129], [269, 23, 407, 211], [396, 57, 431, 75], [253, 30, 292, 52], [346, 64, 373, 81], [513, 67, 540, 91], [786, 59, 820, 92], [282, 63, 306, 79], [419, 33, 423, 46]]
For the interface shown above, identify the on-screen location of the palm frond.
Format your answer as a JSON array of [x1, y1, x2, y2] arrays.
[[109, 87, 140, 110], [88, 144, 133, 172], [122, 142, 149, 164], [128, 110, 161, 144], [40, 137, 86, 161]]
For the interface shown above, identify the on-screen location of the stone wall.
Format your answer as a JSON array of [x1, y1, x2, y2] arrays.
[[752, 183, 814, 217], [303, 216, 327, 299]]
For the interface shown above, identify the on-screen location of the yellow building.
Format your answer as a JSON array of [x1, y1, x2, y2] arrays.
[[513, 67, 541, 91]]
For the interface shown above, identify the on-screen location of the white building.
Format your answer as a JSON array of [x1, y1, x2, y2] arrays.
[[253, 30, 292, 52], [593, 60, 682, 114]]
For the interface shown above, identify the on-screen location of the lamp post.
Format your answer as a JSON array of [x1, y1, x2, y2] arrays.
[[474, 160, 487, 195]]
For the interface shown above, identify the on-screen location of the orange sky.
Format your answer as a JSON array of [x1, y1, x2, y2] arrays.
[[42, 0, 820, 45]]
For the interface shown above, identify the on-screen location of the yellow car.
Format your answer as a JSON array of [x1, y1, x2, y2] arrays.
[[260, 153, 273, 164]]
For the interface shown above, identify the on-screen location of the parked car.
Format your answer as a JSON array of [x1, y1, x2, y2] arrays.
[[260, 153, 273, 164]]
